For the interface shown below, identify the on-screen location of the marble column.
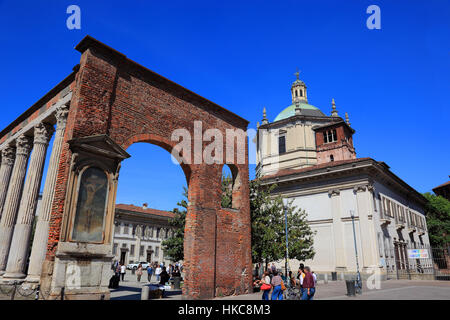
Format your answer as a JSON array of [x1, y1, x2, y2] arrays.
[[26, 105, 69, 283], [0, 135, 33, 274], [0, 146, 16, 219], [3, 123, 54, 279]]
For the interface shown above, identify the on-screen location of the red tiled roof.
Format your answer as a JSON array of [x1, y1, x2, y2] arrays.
[[115, 204, 175, 218], [433, 181, 450, 190], [260, 157, 373, 180]]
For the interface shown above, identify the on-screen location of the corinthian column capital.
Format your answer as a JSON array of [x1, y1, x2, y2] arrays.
[[1, 145, 16, 166], [55, 104, 70, 129], [34, 122, 55, 145], [15, 135, 33, 156]]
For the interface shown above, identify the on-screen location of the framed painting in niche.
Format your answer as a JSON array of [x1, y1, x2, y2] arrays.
[[71, 167, 109, 243]]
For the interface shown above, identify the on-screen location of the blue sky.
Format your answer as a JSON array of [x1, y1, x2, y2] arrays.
[[0, 0, 449, 211]]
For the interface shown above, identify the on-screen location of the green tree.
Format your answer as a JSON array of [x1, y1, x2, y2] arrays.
[[221, 174, 233, 209], [161, 187, 188, 262], [250, 179, 315, 268], [423, 192, 450, 247]]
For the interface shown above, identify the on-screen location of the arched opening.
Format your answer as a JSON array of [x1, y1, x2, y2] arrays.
[[114, 141, 189, 270], [221, 164, 241, 210], [300, 89, 303, 97]]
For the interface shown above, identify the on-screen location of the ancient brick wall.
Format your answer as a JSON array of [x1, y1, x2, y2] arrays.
[[44, 36, 252, 299]]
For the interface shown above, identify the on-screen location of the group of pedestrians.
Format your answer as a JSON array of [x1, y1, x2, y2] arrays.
[[111, 260, 183, 286], [254, 263, 316, 300]]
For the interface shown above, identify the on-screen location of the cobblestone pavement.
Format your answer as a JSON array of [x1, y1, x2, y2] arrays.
[[110, 271, 184, 300], [216, 279, 450, 300], [1, 275, 448, 300]]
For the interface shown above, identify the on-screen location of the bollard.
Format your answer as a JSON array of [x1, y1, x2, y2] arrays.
[[345, 279, 356, 296], [331, 272, 337, 281], [141, 286, 149, 300]]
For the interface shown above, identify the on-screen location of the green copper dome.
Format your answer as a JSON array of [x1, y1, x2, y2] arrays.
[[273, 102, 323, 122]]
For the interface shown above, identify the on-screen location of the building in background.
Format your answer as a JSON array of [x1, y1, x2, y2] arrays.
[[257, 73, 431, 280], [433, 179, 450, 201], [112, 203, 174, 266]]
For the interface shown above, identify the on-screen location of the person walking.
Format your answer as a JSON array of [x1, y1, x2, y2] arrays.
[[159, 267, 170, 285], [270, 271, 283, 300], [136, 263, 143, 282], [297, 264, 305, 297], [155, 265, 162, 282], [147, 264, 153, 283], [259, 271, 271, 300], [120, 263, 126, 281], [301, 266, 316, 300]]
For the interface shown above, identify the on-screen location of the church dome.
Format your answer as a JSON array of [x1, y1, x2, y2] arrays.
[[273, 102, 325, 122]]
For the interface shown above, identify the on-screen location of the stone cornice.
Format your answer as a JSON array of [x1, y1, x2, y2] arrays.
[[0, 92, 72, 152], [328, 189, 340, 197], [0, 73, 75, 141], [260, 158, 426, 207]]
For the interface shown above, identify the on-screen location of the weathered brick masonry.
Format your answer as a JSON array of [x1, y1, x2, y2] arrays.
[[41, 36, 252, 299]]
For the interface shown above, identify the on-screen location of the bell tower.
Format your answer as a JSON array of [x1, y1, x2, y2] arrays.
[[291, 70, 308, 104]]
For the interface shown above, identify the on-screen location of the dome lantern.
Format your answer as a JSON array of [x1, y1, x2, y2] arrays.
[[291, 69, 308, 104]]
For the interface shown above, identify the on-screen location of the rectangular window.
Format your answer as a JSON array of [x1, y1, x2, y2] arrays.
[[130, 245, 135, 255], [332, 129, 337, 141], [278, 136, 286, 154], [113, 243, 118, 254], [385, 199, 392, 217], [123, 224, 129, 234], [155, 246, 159, 257], [156, 228, 160, 239], [323, 132, 328, 143], [139, 245, 144, 256], [327, 131, 333, 143]]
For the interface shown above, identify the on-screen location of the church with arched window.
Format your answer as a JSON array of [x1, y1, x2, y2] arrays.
[[256, 73, 431, 280]]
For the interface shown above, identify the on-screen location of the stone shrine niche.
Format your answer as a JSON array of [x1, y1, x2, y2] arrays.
[[61, 134, 130, 244], [47, 134, 130, 300]]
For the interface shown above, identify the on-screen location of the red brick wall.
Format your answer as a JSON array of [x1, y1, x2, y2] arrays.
[[45, 39, 252, 299], [315, 124, 356, 164]]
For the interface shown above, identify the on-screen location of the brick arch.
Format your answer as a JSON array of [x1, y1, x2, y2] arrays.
[[123, 133, 192, 185], [42, 36, 252, 300]]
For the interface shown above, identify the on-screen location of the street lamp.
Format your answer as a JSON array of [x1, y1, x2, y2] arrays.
[[284, 203, 290, 287], [350, 210, 362, 294]]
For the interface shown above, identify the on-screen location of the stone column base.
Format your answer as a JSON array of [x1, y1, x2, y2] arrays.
[[39, 242, 113, 300]]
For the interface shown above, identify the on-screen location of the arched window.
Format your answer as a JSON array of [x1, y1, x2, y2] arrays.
[[300, 89, 303, 97], [221, 164, 241, 210], [295, 90, 298, 97], [330, 155, 334, 162]]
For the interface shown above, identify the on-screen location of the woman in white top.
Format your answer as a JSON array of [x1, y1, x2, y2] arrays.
[[120, 264, 126, 281], [256, 270, 271, 300]]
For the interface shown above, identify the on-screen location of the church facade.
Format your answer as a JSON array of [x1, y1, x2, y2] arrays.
[[256, 73, 430, 280]]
